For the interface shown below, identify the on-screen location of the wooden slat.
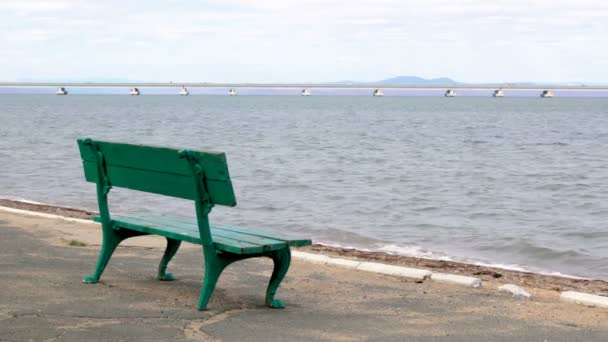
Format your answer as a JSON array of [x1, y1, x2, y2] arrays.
[[78, 139, 237, 207], [119, 214, 288, 251], [213, 224, 312, 247], [83, 160, 196, 199], [104, 217, 201, 244], [94, 215, 296, 254], [97, 217, 268, 254], [78, 140, 228, 179], [128, 212, 308, 244], [127, 213, 312, 247]]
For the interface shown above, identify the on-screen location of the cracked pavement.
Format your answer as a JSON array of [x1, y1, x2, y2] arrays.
[[1, 212, 608, 341]]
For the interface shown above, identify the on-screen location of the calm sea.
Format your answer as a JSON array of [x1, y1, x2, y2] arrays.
[[1, 94, 608, 279]]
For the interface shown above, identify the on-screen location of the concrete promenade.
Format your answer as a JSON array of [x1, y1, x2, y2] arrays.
[[1, 211, 607, 341]]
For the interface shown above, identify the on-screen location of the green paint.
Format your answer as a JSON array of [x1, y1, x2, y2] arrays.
[[126, 213, 312, 247], [77, 139, 236, 206], [158, 238, 181, 281], [77, 138, 311, 310]]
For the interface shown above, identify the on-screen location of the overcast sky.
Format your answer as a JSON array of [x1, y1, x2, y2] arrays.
[[2, 0, 607, 83]]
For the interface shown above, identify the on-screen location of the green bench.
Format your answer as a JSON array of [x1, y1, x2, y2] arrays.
[[77, 138, 312, 310]]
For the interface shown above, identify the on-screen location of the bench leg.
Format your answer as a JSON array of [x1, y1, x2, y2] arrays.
[[265, 248, 291, 309], [83, 229, 131, 283], [198, 255, 230, 310], [158, 238, 181, 281]]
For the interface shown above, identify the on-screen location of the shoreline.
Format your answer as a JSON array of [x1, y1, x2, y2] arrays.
[[1, 198, 607, 294]]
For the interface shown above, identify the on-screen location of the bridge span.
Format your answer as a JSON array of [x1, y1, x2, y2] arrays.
[[1, 82, 608, 91]]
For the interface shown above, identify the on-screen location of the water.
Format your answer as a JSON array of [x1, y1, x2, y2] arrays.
[[1, 95, 608, 279]]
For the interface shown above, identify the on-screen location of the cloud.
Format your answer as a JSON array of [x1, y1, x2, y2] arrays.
[[0, 0, 73, 13], [1, 0, 607, 82]]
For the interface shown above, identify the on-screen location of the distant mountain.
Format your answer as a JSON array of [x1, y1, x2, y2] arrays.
[[376, 76, 459, 85]]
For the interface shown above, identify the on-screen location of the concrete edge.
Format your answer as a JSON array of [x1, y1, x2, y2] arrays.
[[430, 272, 482, 288], [357, 261, 432, 280], [560, 291, 608, 308], [290, 251, 431, 280], [497, 284, 531, 298], [0, 205, 98, 225], [326, 257, 362, 269], [291, 251, 331, 265]]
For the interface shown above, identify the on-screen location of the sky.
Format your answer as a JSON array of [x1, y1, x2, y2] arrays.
[[1, 0, 608, 83]]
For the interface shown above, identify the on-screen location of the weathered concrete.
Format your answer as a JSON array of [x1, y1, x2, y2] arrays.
[[1, 212, 608, 341], [326, 257, 361, 269], [430, 272, 482, 288], [0, 205, 95, 225], [356, 262, 432, 280], [291, 251, 330, 265], [561, 291, 608, 308], [499, 284, 532, 299]]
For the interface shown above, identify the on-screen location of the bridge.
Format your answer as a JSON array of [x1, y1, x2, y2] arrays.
[[1, 82, 607, 90]]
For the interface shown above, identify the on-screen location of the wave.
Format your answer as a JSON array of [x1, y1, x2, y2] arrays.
[[314, 241, 592, 280], [522, 142, 569, 146], [472, 261, 588, 280]]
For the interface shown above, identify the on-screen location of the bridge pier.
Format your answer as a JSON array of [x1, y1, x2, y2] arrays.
[[541, 90, 554, 98]]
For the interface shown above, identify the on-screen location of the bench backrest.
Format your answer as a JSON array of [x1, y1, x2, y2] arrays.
[[77, 138, 236, 207]]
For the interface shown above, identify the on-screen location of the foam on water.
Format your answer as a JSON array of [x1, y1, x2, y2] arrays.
[[0, 196, 43, 205], [315, 241, 591, 280]]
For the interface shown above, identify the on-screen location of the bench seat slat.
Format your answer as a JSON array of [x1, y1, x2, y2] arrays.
[[109, 217, 272, 254], [127, 212, 312, 247], [93, 214, 311, 254], [213, 224, 312, 248], [116, 215, 289, 250]]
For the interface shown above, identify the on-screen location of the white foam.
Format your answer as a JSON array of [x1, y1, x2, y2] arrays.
[[0, 206, 97, 225], [540, 271, 590, 280], [472, 262, 530, 273], [0, 196, 96, 213], [315, 242, 452, 261], [376, 244, 454, 261], [0, 196, 44, 205], [473, 262, 590, 280], [314, 241, 593, 281]]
